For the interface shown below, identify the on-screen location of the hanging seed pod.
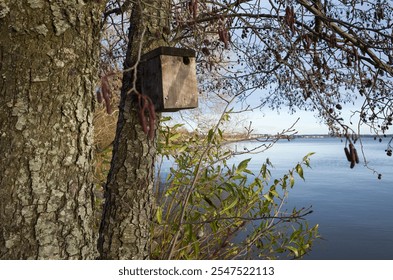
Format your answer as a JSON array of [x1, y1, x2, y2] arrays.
[[100, 75, 113, 114], [147, 102, 156, 140], [344, 147, 351, 162], [104, 99, 112, 114], [349, 143, 357, 167], [354, 147, 359, 164], [138, 95, 148, 134]]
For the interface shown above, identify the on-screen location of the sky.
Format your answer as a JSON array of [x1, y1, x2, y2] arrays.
[[244, 109, 327, 135], [223, 88, 366, 135], [245, 93, 376, 135], [167, 91, 367, 136], [243, 100, 371, 135], [168, 102, 337, 135]]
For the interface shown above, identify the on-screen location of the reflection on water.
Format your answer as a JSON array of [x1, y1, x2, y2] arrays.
[[231, 137, 393, 260]]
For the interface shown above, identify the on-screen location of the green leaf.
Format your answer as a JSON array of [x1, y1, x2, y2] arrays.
[[222, 110, 232, 121], [161, 116, 172, 122], [220, 197, 239, 214], [260, 163, 271, 180], [156, 206, 163, 224], [172, 123, 184, 130], [296, 164, 304, 180], [290, 229, 301, 243], [207, 129, 214, 142], [289, 172, 295, 188], [175, 145, 187, 153], [286, 245, 299, 258], [169, 133, 182, 141], [223, 182, 238, 197], [210, 220, 219, 233], [237, 158, 251, 173], [185, 223, 193, 240], [254, 177, 263, 189], [231, 174, 246, 180], [193, 240, 200, 257], [203, 196, 217, 209], [263, 193, 273, 202], [282, 175, 287, 189], [302, 152, 314, 167], [270, 189, 279, 198]]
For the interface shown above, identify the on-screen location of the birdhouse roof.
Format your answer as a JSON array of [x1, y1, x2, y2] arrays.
[[141, 47, 196, 61]]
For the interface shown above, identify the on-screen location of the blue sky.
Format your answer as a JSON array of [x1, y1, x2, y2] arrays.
[[244, 109, 327, 135], [232, 85, 369, 135], [242, 100, 369, 135], [168, 93, 365, 135]]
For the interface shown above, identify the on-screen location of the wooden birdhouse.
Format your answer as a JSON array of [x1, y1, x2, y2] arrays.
[[140, 47, 198, 112]]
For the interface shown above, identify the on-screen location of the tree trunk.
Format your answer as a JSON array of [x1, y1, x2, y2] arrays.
[[98, 0, 170, 259], [0, 1, 104, 259]]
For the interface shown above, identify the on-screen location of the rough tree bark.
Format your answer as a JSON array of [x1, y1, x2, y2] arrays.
[[0, 1, 104, 259], [98, 0, 170, 259]]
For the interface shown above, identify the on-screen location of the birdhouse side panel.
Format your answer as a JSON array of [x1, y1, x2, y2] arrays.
[[141, 56, 164, 111], [160, 55, 198, 112]]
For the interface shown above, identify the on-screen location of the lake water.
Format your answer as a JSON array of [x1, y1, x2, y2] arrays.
[[231, 137, 393, 260]]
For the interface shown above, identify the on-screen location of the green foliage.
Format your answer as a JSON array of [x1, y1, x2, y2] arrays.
[[152, 117, 319, 260]]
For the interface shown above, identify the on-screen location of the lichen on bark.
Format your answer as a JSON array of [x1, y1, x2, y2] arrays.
[[0, 0, 10, 19], [27, 0, 44, 9]]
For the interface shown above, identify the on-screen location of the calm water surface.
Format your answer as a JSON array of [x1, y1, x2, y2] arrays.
[[232, 137, 393, 260]]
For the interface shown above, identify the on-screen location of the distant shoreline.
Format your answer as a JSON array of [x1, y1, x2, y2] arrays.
[[220, 133, 393, 143], [294, 134, 393, 139]]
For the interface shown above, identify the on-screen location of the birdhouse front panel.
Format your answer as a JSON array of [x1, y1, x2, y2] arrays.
[[141, 47, 198, 112]]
